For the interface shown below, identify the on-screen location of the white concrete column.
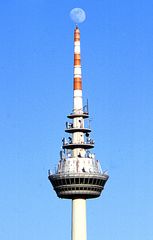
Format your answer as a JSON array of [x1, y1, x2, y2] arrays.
[[72, 199, 87, 240], [73, 90, 83, 113]]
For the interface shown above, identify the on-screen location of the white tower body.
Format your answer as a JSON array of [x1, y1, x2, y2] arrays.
[[48, 26, 109, 240], [72, 199, 86, 240]]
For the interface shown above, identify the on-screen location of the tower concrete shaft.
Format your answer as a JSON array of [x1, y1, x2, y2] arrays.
[[72, 199, 86, 240]]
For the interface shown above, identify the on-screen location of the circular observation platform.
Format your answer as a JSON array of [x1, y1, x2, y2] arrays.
[[67, 112, 89, 119], [48, 173, 109, 199], [65, 127, 91, 133], [62, 143, 94, 149]]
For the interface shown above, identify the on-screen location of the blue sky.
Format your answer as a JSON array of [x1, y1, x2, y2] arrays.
[[0, 0, 153, 239]]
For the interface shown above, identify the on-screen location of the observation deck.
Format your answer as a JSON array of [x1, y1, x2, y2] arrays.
[[48, 172, 109, 199], [67, 112, 89, 119], [62, 142, 94, 149], [65, 127, 91, 134]]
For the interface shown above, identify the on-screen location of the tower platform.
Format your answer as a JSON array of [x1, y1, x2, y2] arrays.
[[62, 143, 94, 149], [67, 112, 89, 119], [65, 127, 91, 134], [48, 172, 109, 199]]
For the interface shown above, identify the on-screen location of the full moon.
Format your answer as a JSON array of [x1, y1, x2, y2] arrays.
[[70, 8, 86, 24]]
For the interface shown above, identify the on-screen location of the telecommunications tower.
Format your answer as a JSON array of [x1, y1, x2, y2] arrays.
[[48, 9, 109, 240]]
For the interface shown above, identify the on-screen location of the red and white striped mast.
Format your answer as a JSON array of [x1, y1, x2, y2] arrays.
[[73, 25, 83, 113]]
